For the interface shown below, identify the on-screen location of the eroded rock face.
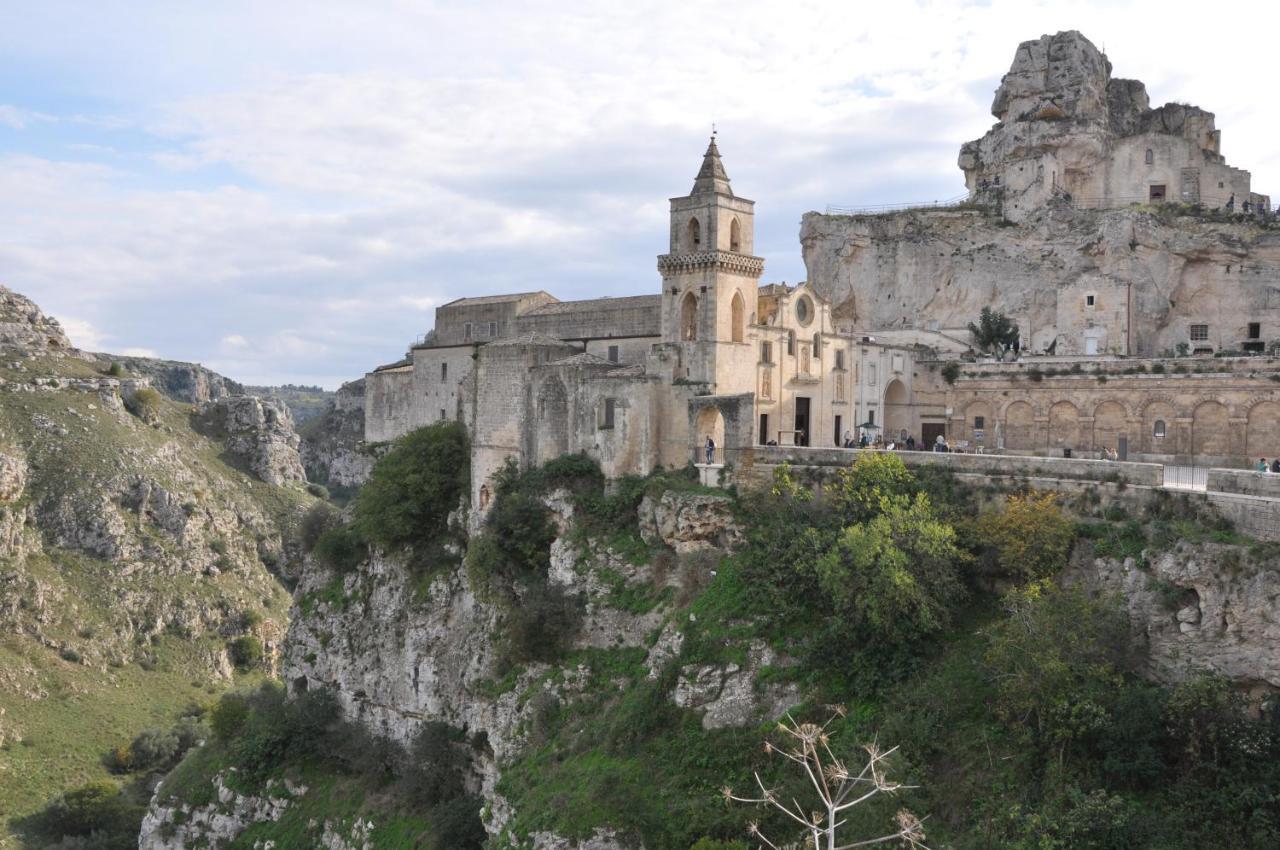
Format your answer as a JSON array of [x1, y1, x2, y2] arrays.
[[0, 447, 31, 559], [801, 206, 1280, 356], [989, 30, 1112, 123], [278, 489, 757, 848], [195, 396, 307, 485], [638, 490, 743, 554], [1070, 542, 1280, 689], [107, 356, 241, 404], [674, 640, 801, 730], [139, 774, 305, 850], [0, 286, 71, 353], [300, 378, 373, 488]]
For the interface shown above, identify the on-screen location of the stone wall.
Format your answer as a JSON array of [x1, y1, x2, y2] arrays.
[[1207, 468, 1280, 499], [737, 445, 1164, 488], [938, 358, 1280, 465]]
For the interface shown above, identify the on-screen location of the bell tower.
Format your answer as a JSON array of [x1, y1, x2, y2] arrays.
[[658, 135, 764, 392]]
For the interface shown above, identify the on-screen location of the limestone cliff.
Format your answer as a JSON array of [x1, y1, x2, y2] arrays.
[[803, 30, 1278, 357], [0, 287, 314, 839], [300, 378, 374, 489], [1070, 541, 1280, 692], [802, 204, 1280, 357]]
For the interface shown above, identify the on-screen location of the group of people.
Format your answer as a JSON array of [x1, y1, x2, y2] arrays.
[[1256, 457, 1280, 473], [1100, 446, 1120, 461], [840, 431, 919, 452]]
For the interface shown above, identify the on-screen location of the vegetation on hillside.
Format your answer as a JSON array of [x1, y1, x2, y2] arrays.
[[152, 446, 1280, 850], [0, 354, 306, 849]]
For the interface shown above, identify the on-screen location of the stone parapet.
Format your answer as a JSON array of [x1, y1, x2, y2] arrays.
[[656, 251, 765, 277], [738, 446, 1164, 488], [1207, 468, 1280, 499]]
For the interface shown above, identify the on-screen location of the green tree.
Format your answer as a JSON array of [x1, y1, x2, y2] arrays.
[[829, 451, 918, 522], [968, 306, 1019, 353], [976, 491, 1077, 580], [984, 583, 1131, 759], [813, 492, 966, 647], [354, 421, 469, 550]]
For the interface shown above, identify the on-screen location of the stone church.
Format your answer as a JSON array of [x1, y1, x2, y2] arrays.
[[365, 30, 1280, 497], [365, 137, 929, 505]]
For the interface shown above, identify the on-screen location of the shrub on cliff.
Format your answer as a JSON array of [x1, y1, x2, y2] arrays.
[[355, 421, 469, 550], [228, 635, 263, 670], [125, 387, 162, 423], [976, 491, 1075, 580]]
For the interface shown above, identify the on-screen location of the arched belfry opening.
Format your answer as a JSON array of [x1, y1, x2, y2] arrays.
[[681, 291, 698, 341], [730, 218, 741, 252], [730, 291, 745, 342], [687, 217, 701, 251]]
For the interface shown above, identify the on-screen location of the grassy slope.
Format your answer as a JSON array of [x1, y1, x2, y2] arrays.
[[0, 355, 306, 848]]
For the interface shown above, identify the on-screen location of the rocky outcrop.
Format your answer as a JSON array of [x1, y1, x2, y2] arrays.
[[300, 378, 372, 488], [138, 773, 305, 850], [674, 640, 801, 729], [0, 445, 32, 559], [106, 356, 242, 404], [1070, 542, 1280, 690], [638, 490, 742, 554], [279, 489, 761, 848], [0, 286, 71, 353], [801, 205, 1280, 357], [195, 396, 307, 485]]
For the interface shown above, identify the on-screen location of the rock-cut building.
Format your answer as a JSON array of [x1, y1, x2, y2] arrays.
[[365, 138, 930, 505]]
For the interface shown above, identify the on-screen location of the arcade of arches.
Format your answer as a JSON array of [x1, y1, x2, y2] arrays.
[[946, 385, 1280, 462]]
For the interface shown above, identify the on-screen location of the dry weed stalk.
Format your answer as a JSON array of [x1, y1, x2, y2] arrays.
[[722, 709, 929, 850]]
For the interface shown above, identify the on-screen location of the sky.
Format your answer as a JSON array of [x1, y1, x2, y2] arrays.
[[1, 0, 1276, 388]]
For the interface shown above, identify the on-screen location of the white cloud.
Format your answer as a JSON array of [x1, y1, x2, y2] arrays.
[[1, 0, 1275, 387], [0, 104, 53, 129], [58, 316, 106, 350]]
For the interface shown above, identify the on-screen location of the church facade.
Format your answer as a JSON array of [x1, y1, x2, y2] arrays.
[[363, 138, 933, 505]]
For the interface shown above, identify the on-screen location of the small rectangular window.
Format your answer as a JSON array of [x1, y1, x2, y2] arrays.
[[1190, 324, 1209, 341], [1085, 294, 1095, 307], [1248, 322, 1261, 339], [489, 321, 497, 337], [463, 322, 472, 339], [868, 409, 875, 425], [974, 416, 985, 430], [601, 398, 616, 429], [835, 349, 845, 370], [761, 341, 772, 363], [607, 345, 619, 363], [441, 362, 448, 381], [439, 408, 446, 421]]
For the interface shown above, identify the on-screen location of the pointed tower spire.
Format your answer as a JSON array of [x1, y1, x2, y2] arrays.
[[691, 134, 732, 196]]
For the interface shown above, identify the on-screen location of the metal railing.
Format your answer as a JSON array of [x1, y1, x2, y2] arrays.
[[1163, 465, 1207, 492], [824, 193, 972, 216]]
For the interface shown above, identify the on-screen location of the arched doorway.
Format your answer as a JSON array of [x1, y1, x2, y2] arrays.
[[1191, 400, 1229, 458], [1003, 401, 1035, 450], [695, 406, 725, 464], [1093, 401, 1127, 453], [680, 291, 698, 341], [883, 379, 910, 442], [1247, 401, 1280, 458], [730, 291, 745, 343], [534, 379, 569, 463], [1048, 401, 1080, 451]]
